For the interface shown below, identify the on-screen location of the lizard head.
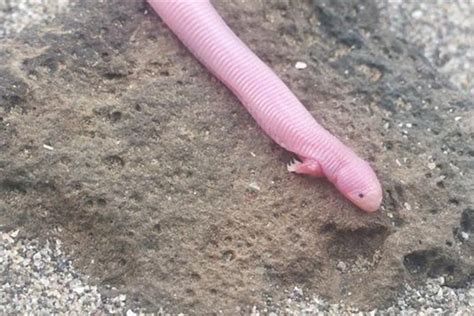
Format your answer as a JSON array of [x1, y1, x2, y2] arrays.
[[333, 158, 383, 212]]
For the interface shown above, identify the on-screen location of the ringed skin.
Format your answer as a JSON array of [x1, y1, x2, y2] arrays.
[[148, 0, 383, 212]]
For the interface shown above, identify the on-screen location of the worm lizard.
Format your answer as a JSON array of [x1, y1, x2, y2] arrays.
[[148, 0, 383, 212]]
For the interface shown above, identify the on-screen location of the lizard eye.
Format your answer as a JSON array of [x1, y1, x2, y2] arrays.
[[358, 193, 364, 198]]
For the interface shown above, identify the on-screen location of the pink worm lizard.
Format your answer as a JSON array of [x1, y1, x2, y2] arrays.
[[148, 0, 383, 212]]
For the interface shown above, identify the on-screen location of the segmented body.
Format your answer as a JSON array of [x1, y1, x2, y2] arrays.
[[148, 0, 383, 212]]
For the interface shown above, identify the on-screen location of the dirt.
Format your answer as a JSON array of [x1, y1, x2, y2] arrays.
[[0, 0, 472, 313]]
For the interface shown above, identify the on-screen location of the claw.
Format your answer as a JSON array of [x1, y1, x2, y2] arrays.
[[287, 158, 301, 173]]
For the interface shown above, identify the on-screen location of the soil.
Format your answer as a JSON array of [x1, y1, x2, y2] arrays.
[[0, 0, 472, 313]]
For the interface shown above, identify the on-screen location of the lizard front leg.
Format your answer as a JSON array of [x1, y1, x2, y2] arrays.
[[287, 158, 324, 177]]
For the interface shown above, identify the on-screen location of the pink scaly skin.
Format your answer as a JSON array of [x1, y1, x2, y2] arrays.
[[148, 0, 383, 212]]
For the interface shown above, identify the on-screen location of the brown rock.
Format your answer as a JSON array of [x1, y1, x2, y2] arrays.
[[0, 0, 472, 313]]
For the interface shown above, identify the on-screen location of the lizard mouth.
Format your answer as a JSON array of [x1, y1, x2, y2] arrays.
[[347, 187, 382, 213]]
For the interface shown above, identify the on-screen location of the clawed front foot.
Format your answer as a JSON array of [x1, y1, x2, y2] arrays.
[[287, 157, 324, 177]]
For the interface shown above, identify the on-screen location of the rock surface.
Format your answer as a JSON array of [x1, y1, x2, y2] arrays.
[[1, 0, 473, 313], [0, 0, 69, 38], [377, 0, 474, 95]]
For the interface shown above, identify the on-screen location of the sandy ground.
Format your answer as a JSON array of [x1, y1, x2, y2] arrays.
[[1, 0, 473, 314]]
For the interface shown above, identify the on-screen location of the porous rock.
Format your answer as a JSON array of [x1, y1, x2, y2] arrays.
[[0, 0, 472, 313]]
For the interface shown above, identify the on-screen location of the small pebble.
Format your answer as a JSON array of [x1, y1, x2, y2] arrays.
[[294, 61, 307, 69], [336, 261, 347, 272], [411, 10, 423, 19], [126, 310, 137, 316], [248, 182, 261, 192]]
